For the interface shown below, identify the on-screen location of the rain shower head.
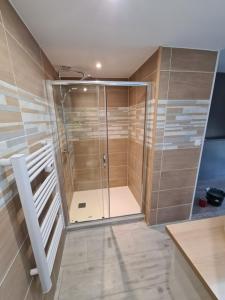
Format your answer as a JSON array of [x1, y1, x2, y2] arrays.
[[58, 65, 91, 80]]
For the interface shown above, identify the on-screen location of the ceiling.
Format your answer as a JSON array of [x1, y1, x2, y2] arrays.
[[10, 0, 225, 78]]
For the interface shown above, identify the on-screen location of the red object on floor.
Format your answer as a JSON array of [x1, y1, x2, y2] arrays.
[[199, 198, 208, 207]]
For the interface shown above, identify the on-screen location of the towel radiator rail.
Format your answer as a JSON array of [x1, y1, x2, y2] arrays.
[[0, 142, 64, 293]]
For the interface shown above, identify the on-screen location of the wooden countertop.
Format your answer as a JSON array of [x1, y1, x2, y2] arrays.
[[166, 216, 225, 300]]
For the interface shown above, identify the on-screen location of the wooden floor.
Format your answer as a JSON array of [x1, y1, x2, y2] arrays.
[[54, 221, 173, 300]]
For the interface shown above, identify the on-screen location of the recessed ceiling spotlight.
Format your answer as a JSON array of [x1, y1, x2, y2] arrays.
[[96, 62, 102, 69], [83, 87, 87, 92]]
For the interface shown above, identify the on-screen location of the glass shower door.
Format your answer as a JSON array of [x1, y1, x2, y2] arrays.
[[67, 84, 110, 223]]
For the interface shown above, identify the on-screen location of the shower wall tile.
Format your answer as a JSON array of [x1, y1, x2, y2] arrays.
[[170, 48, 217, 72], [109, 152, 127, 166], [0, 24, 15, 84], [108, 138, 128, 153], [160, 168, 197, 190], [130, 47, 217, 225], [68, 86, 129, 190], [1, 0, 42, 66], [157, 187, 194, 208], [0, 1, 62, 299], [157, 204, 191, 224], [161, 148, 201, 170], [7, 33, 46, 98], [168, 71, 214, 100], [128, 49, 160, 210], [107, 86, 128, 107]]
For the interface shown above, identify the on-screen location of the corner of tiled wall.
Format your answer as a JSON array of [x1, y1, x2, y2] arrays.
[[149, 46, 218, 225]]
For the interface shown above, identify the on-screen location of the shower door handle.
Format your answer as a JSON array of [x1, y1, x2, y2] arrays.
[[103, 154, 107, 168]]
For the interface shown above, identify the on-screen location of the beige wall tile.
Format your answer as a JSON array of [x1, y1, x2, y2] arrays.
[[108, 138, 128, 153], [168, 71, 214, 100], [128, 86, 136, 106], [109, 178, 127, 187], [158, 187, 194, 208], [0, 238, 32, 300], [73, 139, 99, 155], [171, 48, 217, 72], [157, 204, 191, 223], [7, 34, 46, 97], [158, 71, 170, 99], [70, 90, 98, 108], [131, 49, 159, 81], [0, 24, 15, 84], [148, 209, 157, 225], [1, 0, 42, 66], [106, 86, 128, 107], [75, 154, 100, 169], [161, 148, 201, 171], [108, 152, 127, 166], [0, 197, 27, 283], [109, 165, 127, 180], [75, 168, 101, 182], [160, 168, 197, 190], [152, 171, 160, 191], [160, 47, 171, 70]]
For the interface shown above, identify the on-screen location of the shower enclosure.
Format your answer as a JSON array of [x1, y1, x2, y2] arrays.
[[50, 80, 151, 226]]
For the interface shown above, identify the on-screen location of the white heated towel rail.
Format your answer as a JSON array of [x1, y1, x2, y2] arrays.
[[0, 142, 64, 293]]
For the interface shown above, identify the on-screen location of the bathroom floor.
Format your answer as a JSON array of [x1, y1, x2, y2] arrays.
[[54, 221, 172, 300], [69, 186, 141, 223]]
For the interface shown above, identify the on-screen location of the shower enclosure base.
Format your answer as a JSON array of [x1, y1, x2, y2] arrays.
[[69, 186, 141, 223]]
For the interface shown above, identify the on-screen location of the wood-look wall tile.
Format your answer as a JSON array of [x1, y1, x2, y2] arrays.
[[171, 48, 217, 72], [148, 209, 157, 225], [109, 178, 127, 187], [152, 171, 160, 191], [75, 168, 101, 182], [157, 204, 191, 223], [76, 180, 101, 191], [0, 24, 15, 84], [153, 150, 162, 171], [73, 139, 99, 155], [1, 0, 42, 66], [70, 90, 98, 108], [160, 168, 197, 190], [75, 154, 100, 169], [128, 87, 136, 106], [0, 238, 33, 300], [0, 196, 27, 283], [131, 49, 159, 81], [162, 148, 201, 171], [158, 71, 169, 99], [160, 47, 171, 70], [158, 187, 194, 208], [106, 86, 128, 107], [7, 34, 45, 98], [135, 86, 146, 104], [108, 152, 127, 166], [108, 138, 128, 153], [109, 165, 127, 180], [168, 71, 214, 100]]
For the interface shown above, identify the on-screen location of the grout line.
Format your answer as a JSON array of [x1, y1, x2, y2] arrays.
[[23, 277, 33, 300], [157, 203, 192, 210], [156, 47, 172, 224], [0, 235, 28, 288], [153, 185, 195, 193], [159, 69, 214, 74], [3, 26, 44, 73]]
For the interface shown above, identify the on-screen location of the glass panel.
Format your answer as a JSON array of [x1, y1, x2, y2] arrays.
[[53, 84, 110, 223]]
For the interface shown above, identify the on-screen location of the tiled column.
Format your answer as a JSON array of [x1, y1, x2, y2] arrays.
[[149, 47, 218, 224]]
